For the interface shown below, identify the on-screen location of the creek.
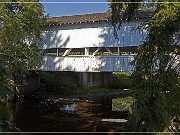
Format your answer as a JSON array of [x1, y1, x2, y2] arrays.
[[8, 96, 128, 132]]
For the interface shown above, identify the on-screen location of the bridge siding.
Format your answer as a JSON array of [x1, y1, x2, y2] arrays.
[[42, 56, 134, 72], [39, 20, 146, 49]]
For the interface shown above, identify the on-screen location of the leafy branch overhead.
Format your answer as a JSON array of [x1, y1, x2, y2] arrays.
[[109, 0, 142, 37], [0, 0, 46, 97], [0, 1, 46, 132], [110, 0, 180, 132]]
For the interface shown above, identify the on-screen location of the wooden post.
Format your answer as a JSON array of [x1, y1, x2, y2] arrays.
[[105, 47, 113, 55], [85, 48, 89, 56], [117, 47, 120, 56], [56, 49, 59, 56], [92, 48, 101, 56], [62, 48, 72, 56]]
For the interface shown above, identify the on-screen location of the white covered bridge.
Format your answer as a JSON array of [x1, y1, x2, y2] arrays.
[[38, 10, 153, 88]]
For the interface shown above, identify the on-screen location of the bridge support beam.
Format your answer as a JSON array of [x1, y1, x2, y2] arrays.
[[79, 72, 113, 88]]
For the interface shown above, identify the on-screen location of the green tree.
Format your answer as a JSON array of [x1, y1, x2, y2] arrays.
[[0, 0, 46, 99], [0, 0, 46, 131], [110, 0, 180, 132]]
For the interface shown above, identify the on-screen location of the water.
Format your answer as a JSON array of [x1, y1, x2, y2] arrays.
[[8, 98, 127, 132]]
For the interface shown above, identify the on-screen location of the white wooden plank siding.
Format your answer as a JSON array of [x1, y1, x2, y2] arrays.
[[42, 56, 134, 72], [39, 20, 147, 49]]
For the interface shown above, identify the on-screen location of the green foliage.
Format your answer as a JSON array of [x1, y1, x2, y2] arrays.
[[0, 1, 45, 132], [109, 0, 143, 38], [111, 0, 180, 132], [112, 96, 135, 113], [0, 105, 8, 120], [0, 0, 46, 96], [0, 104, 20, 132], [112, 72, 132, 89], [0, 84, 10, 99], [0, 104, 8, 132]]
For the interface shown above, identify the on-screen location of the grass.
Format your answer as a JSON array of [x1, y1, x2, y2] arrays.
[[112, 96, 135, 113]]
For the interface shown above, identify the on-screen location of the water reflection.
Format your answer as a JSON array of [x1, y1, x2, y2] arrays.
[[60, 103, 77, 113], [8, 98, 127, 132]]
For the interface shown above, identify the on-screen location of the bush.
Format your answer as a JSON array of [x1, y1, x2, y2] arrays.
[[111, 72, 132, 89], [112, 96, 135, 113]]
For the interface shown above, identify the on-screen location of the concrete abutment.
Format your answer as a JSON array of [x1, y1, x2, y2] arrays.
[[78, 72, 113, 88], [25, 71, 113, 93]]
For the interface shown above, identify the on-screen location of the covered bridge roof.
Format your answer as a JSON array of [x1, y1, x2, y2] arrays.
[[47, 9, 154, 26]]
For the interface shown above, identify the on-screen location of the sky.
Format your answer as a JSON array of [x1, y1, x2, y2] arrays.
[[41, 0, 109, 17]]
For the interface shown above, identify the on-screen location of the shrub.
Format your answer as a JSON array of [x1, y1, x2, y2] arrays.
[[112, 96, 135, 114], [112, 72, 132, 89]]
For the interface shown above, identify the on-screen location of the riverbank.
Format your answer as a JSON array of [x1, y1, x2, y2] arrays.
[[29, 88, 132, 103], [53, 89, 131, 102]]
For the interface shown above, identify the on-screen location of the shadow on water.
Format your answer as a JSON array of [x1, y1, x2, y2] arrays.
[[8, 97, 127, 132]]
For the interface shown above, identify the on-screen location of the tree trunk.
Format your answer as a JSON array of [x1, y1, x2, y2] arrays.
[[12, 74, 19, 103]]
